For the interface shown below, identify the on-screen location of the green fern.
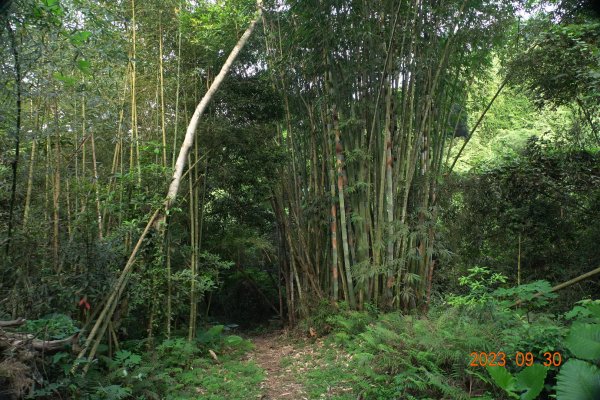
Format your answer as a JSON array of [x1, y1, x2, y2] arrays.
[[94, 384, 132, 400]]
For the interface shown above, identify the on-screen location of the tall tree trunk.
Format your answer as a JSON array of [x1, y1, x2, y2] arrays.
[[172, 3, 183, 169], [5, 20, 21, 256], [159, 12, 167, 168], [130, 0, 141, 186], [90, 132, 103, 240], [332, 107, 355, 308], [330, 168, 339, 301], [23, 99, 40, 228], [22, 139, 35, 227], [52, 104, 62, 273]]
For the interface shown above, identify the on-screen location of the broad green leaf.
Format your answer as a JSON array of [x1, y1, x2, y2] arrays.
[[52, 72, 76, 86], [76, 59, 91, 75], [52, 352, 68, 364], [587, 303, 600, 320], [70, 31, 92, 46], [565, 323, 600, 361], [224, 335, 243, 346], [486, 366, 516, 393], [208, 324, 224, 335], [43, 0, 64, 17], [565, 306, 591, 320], [556, 360, 600, 400], [514, 364, 547, 400]]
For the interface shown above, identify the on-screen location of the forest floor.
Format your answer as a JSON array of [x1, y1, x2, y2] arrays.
[[247, 331, 357, 400], [249, 331, 307, 399]]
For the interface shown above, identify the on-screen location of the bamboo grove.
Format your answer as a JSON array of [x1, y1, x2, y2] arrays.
[[0, 0, 521, 342], [265, 0, 517, 318]]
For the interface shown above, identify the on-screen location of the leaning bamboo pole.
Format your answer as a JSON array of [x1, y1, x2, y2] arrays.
[[166, 2, 263, 207], [512, 265, 600, 308], [74, 1, 264, 373]]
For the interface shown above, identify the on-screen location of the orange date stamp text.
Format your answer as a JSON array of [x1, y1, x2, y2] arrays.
[[469, 351, 562, 367]]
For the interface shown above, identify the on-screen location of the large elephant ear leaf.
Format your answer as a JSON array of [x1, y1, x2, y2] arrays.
[[486, 366, 516, 395], [565, 323, 600, 361], [514, 364, 547, 400], [556, 359, 600, 400]]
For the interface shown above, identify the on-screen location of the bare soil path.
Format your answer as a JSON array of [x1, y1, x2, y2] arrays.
[[249, 331, 308, 400]]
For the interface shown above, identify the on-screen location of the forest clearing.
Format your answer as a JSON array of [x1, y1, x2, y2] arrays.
[[1, 0, 599, 398]]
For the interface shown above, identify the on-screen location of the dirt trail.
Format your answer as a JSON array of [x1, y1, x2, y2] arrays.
[[249, 332, 307, 400]]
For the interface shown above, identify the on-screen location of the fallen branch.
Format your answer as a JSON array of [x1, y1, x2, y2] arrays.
[[1, 330, 80, 352], [0, 322, 79, 398], [0, 317, 26, 328]]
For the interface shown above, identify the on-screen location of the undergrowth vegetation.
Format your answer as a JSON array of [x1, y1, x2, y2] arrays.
[[300, 268, 599, 399], [27, 325, 260, 400], [3, 271, 599, 399]]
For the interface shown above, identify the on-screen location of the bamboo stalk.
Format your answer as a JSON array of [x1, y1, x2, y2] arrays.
[[159, 11, 167, 168], [5, 20, 21, 256], [332, 107, 355, 308], [74, 1, 264, 373], [90, 132, 103, 240], [23, 139, 36, 227], [330, 168, 339, 301], [52, 103, 61, 273]]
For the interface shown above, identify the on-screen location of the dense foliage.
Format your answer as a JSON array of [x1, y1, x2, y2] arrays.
[[439, 139, 600, 306], [0, 0, 598, 398]]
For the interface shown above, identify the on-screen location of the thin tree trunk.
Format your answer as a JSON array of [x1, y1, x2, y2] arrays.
[[45, 137, 50, 228], [384, 79, 395, 303], [187, 154, 196, 341], [103, 73, 128, 236], [330, 168, 339, 301], [332, 107, 355, 308], [90, 132, 103, 240], [130, 0, 141, 186], [165, 229, 172, 338], [447, 77, 509, 173], [23, 139, 36, 227], [5, 20, 21, 256], [159, 12, 167, 168], [52, 104, 61, 273], [65, 179, 72, 239], [172, 3, 183, 169]]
